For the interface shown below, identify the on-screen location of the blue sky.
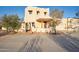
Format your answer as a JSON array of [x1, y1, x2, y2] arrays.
[[0, 6, 79, 20], [39, 6, 79, 18]]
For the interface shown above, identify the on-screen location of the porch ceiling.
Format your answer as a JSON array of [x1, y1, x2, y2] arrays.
[[37, 18, 52, 22]]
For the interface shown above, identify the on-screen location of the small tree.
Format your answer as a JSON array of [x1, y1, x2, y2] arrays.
[[10, 15, 20, 32], [50, 9, 64, 34], [75, 11, 79, 18], [75, 11, 79, 23], [0, 25, 1, 29], [2, 15, 21, 32], [2, 15, 11, 32]]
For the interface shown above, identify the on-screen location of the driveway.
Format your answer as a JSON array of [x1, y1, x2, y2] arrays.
[[0, 32, 79, 52], [49, 32, 79, 52]]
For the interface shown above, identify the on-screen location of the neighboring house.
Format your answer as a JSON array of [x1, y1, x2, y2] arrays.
[[19, 6, 52, 33], [56, 18, 79, 31]]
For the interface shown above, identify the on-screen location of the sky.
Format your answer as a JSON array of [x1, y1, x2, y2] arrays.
[[0, 6, 79, 20]]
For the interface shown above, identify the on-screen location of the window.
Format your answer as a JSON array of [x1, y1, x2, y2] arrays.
[[32, 22, 35, 28], [28, 10, 32, 14], [44, 12, 47, 15], [37, 11, 40, 15]]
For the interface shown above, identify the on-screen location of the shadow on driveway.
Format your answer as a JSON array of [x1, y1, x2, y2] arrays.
[[49, 33, 79, 52]]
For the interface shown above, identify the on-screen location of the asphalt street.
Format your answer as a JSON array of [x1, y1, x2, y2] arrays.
[[0, 32, 79, 52]]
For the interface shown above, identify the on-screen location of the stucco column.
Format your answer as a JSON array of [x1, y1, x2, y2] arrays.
[[41, 22, 43, 28], [46, 23, 48, 28]]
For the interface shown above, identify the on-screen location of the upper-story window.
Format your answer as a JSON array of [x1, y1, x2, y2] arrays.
[[37, 11, 40, 15], [44, 12, 47, 15], [28, 10, 32, 14]]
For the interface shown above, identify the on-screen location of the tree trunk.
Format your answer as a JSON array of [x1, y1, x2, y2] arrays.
[[6, 27, 9, 33], [54, 27, 56, 34]]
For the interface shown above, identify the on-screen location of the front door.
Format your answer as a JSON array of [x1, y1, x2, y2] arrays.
[[44, 22, 47, 28]]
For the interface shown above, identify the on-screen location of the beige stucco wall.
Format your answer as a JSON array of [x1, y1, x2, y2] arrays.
[[24, 6, 50, 22], [2, 27, 6, 30]]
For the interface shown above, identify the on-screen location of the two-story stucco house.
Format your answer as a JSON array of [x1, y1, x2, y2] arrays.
[[19, 6, 52, 33]]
